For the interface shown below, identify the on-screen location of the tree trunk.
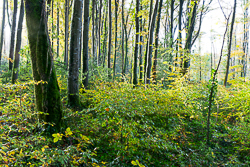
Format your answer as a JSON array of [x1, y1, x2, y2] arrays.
[[169, 0, 174, 72], [68, 0, 83, 107], [82, 0, 90, 88], [108, 0, 112, 78], [57, 1, 60, 57], [92, 0, 96, 67], [176, 0, 183, 69], [64, 0, 69, 69], [103, 4, 108, 68], [139, 4, 143, 83], [98, 0, 102, 66], [143, 0, 153, 81], [12, 0, 24, 84], [152, 0, 163, 84], [113, 0, 119, 81], [0, 0, 5, 65], [224, 0, 236, 86], [121, 0, 125, 81], [25, 0, 62, 132], [145, 0, 159, 85], [133, 0, 140, 86], [183, 1, 197, 75], [9, 0, 17, 71]]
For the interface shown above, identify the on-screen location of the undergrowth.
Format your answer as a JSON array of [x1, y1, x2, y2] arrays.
[[0, 67, 250, 166]]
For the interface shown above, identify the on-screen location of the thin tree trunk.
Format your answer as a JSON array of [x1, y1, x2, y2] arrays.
[[139, 4, 143, 83], [176, 0, 183, 69], [68, 0, 83, 107], [9, 0, 17, 71], [25, 0, 62, 132], [98, 0, 102, 66], [12, 0, 24, 84], [152, 0, 163, 84], [57, 1, 60, 57], [183, 1, 197, 75], [64, 0, 69, 69], [224, 0, 236, 86], [113, 0, 119, 81], [103, 4, 108, 68], [108, 0, 112, 78], [143, 0, 153, 81], [133, 0, 140, 86], [51, 0, 54, 50], [169, 0, 174, 72], [6, 0, 11, 29], [121, 0, 125, 81], [145, 0, 159, 85], [82, 0, 90, 88], [92, 0, 96, 67], [0, 0, 6, 65]]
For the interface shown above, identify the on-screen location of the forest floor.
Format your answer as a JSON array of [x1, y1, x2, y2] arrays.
[[0, 75, 250, 166]]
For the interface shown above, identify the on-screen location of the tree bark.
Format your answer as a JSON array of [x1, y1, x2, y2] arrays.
[[121, 0, 125, 81], [133, 0, 140, 86], [183, 1, 197, 75], [145, 0, 159, 85], [143, 0, 153, 81], [92, 0, 96, 66], [152, 0, 163, 84], [169, 0, 174, 72], [9, 0, 17, 71], [82, 0, 90, 88], [12, 0, 24, 84], [113, 0, 119, 81], [64, 0, 69, 69], [98, 0, 102, 66], [25, 0, 62, 132], [57, 1, 60, 57], [139, 4, 143, 83], [0, 0, 5, 65], [224, 0, 236, 86], [68, 0, 83, 107], [108, 0, 112, 78]]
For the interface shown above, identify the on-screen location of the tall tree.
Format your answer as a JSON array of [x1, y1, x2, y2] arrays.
[[82, 0, 90, 88], [121, 0, 125, 81], [139, 4, 143, 83], [64, 0, 69, 69], [98, 0, 102, 66], [25, 0, 62, 132], [57, 1, 60, 57], [107, 0, 112, 78], [143, 0, 154, 81], [0, 0, 6, 65], [68, 0, 83, 107], [183, 1, 197, 75], [12, 0, 24, 84], [113, 0, 119, 81], [145, 0, 159, 84], [9, 0, 17, 71], [152, 0, 163, 83], [242, 0, 248, 78], [169, 0, 175, 72], [224, 0, 236, 86], [176, 0, 184, 69], [133, 0, 140, 86], [92, 0, 96, 66]]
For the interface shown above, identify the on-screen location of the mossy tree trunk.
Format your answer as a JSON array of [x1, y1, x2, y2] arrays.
[[25, 0, 62, 132]]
